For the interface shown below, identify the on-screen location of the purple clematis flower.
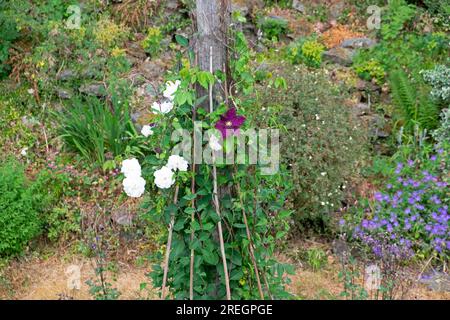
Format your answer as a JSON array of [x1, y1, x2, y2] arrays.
[[215, 108, 246, 138]]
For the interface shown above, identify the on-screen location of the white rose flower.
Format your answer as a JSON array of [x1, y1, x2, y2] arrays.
[[152, 101, 174, 114], [123, 175, 146, 198], [209, 134, 223, 151], [154, 166, 175, 189], [121, 158, 142, 178], [141, 125, 154, 137], [20, 147, 28, 156], [160, 101, 174, 113], [163, 80, 181, 101], [167, 155, 188, 172]]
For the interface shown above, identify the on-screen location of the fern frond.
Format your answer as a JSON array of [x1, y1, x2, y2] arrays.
[[389, 69, 440, 132]]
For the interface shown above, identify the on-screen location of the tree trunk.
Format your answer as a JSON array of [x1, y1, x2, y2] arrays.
[[194, 0, 231, 109]]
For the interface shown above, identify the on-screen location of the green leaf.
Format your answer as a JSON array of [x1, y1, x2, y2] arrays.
[[202, 249, 219, 265], [183, 193, 197, 201], [230, 268, 244, 281], [175, 34, 189, 47]]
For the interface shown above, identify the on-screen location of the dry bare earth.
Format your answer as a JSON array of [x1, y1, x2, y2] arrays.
[[1, 250, 448, 300]]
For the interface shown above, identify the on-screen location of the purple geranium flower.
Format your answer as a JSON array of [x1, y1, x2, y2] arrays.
[[215, 108, 246, 138]]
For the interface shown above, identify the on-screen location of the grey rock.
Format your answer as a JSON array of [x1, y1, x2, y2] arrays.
[[139, 59, 165, 79], [354, 103, 370, 116], [368, 115, 391, 138], [341, 37, 377, 50], [56, 88, 73, 99], [131, 112, 141, 123], [112, 211, 133, 226], [80, 67, 96, 79], [79, 83, 105, 97], [323, 47, 355, 66], [329, 1, 345, 20], [355, 79, 380, 92], [332, 239, 350, 260], [292, 0, 306, 13], [165, 0, 179, 10], [231, 2, 249, 17], [420, 272, 450, 292], [56, 69, 76, 81]]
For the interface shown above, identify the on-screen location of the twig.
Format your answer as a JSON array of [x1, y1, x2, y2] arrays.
[[189, 89, 197, 300], [233, 166, 264, 299], [209, 46, 231, 300], [161, 184, 180, 300], [417, 255, 434, 281]]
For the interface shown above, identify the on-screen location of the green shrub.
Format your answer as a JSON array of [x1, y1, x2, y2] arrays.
[[343, 143, 450, 261], [252, 63, 367, 233], [258, 16, 289, 41], [433, 109, 450, 147], [287, 38, 325, 68], [0, 3, 20, 78], [263, 0, 292, 8], [354, 59, 386, 85], [422, 64, 450, 104], [389, 68, 440, 132], [381, 0, 416, 41], [58, 96, 140, 167], [306, 248, 327, 271], [141, 27, 163, 57], [0, 160, 42, 256]]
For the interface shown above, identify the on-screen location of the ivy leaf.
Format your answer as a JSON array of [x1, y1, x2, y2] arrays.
[[202, 249, 219, 265], [174, 219, 185, 231], [183, 193, 197, 201], [175, 34, 189, 47], [229, 268, 244, 281]]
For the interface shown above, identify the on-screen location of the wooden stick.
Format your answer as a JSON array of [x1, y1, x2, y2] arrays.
[[189, 144, 197, 300], [161, 184, 180, 300], [233, 168, 264, 299], [209, 46, 231, 300]]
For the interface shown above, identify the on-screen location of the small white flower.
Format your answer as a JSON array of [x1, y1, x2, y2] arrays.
[[123, 175, 146, 198], [151, 101, 161, 113], [154, 166, 175, 189], [20, 147, 28, 156], [27, 89, 35, 95], [209, 134, 223, 151], [141, 125, 154, 137], [163, 80, 181, 101], [121, 158, 142, 178], [315, 114, 320, 120], [152, 101, 174, 114], [321, 202, 326, 206], [320, 172, 327, 176], [167, 155, 188, 172]]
